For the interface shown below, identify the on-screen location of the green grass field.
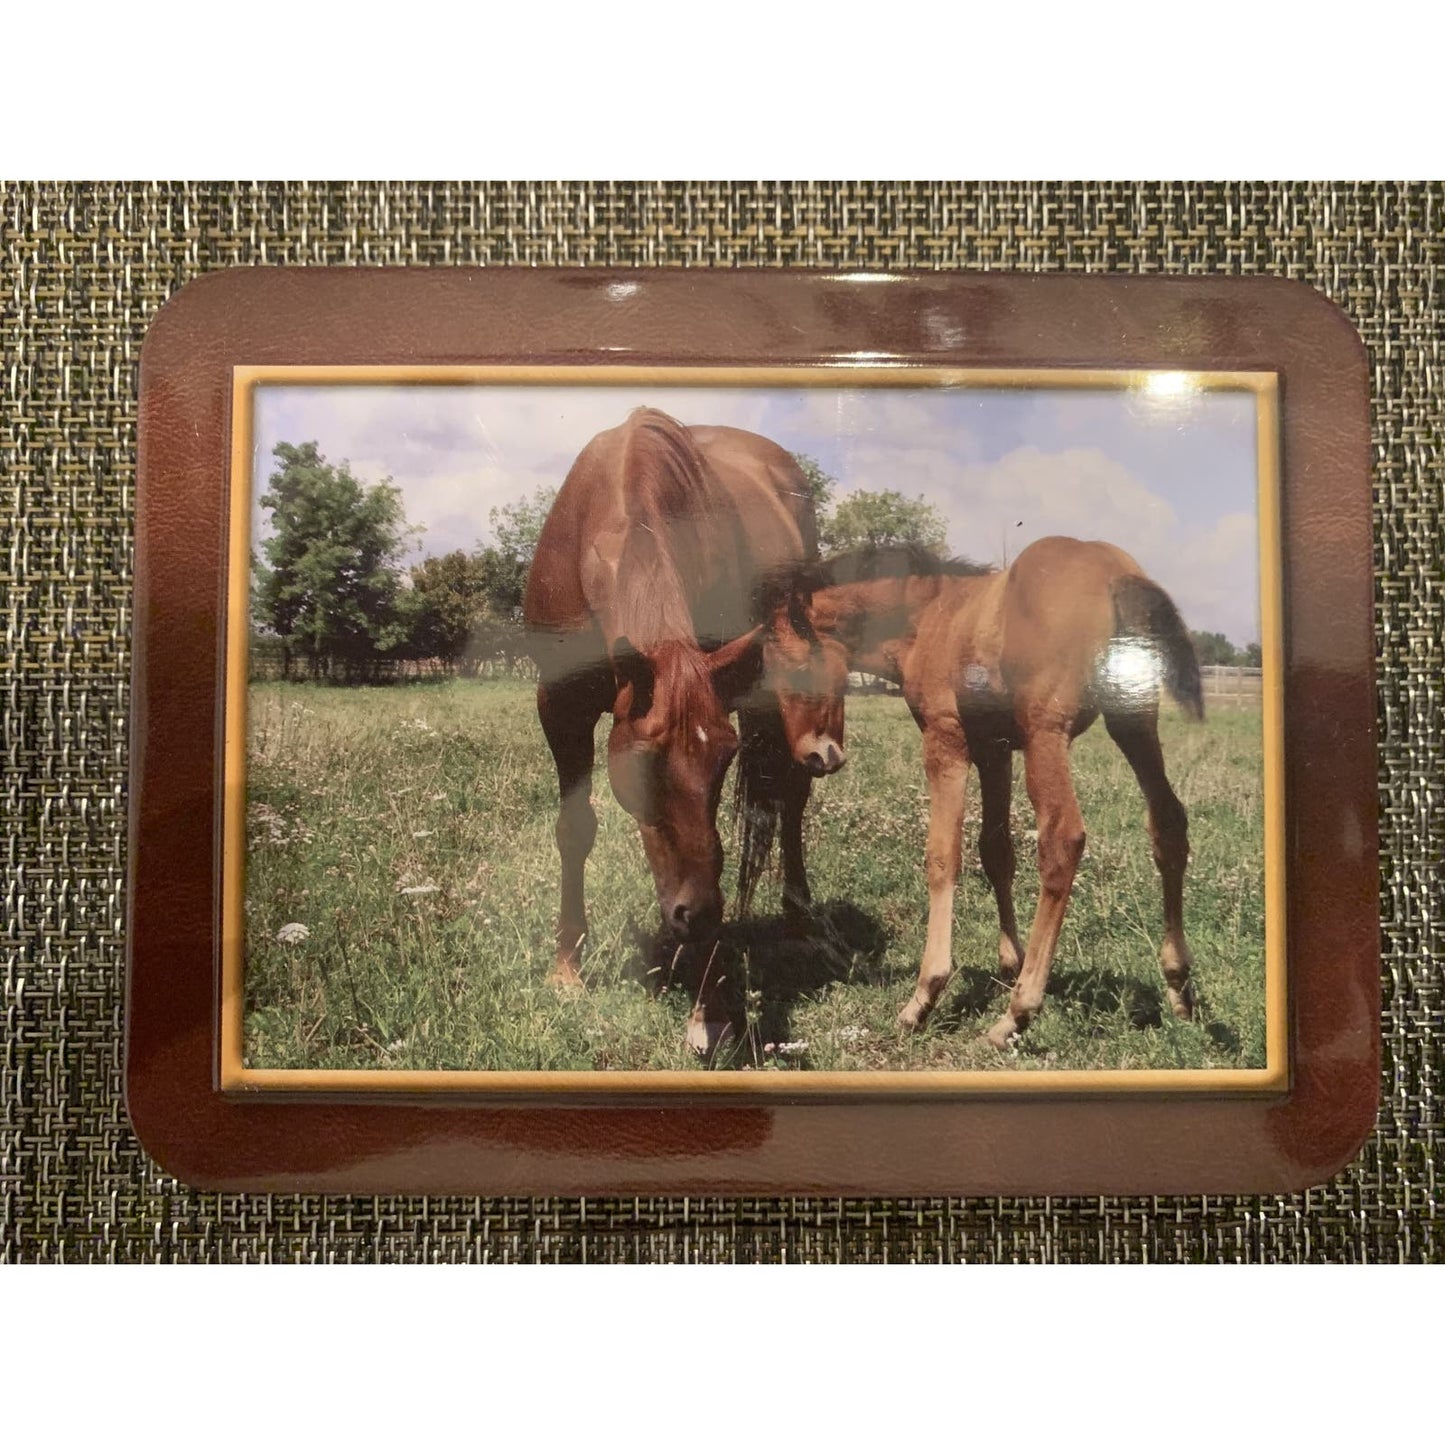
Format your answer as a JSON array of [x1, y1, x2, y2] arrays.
[[243, 678, 1267, 1074]]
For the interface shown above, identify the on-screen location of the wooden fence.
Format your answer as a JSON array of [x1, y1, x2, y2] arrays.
[[247, 635, 538, 684], [1199, 665, 1264, 706]]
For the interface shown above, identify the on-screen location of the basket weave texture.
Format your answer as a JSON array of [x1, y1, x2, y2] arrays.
[[2, 181, 1439, 1262]]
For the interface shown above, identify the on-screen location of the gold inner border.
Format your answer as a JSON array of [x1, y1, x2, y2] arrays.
[[222, 365, 1286, 1097]]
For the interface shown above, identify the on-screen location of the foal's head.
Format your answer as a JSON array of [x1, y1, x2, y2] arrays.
[[760, 545, 976, 775], [759, 572, 850, 778], [606, 631, 763, 943]]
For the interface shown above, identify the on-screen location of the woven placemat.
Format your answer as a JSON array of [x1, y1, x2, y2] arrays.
[[2, 181, 1438, 1263]]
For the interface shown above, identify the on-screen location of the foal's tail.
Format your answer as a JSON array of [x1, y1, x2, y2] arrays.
[[1109, 574, 1205, 721]]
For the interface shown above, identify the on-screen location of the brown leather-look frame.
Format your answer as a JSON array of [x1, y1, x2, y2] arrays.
[[127, 268, 1376, 1195]]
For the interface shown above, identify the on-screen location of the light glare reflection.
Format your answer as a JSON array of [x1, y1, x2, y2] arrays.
[[1142, 371, 1196, 400], [1101, 637, 1162, 704]]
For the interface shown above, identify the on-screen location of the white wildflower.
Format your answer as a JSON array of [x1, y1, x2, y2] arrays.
[[248, 801, 288, 845], [411, 830, 433, 839], [775, 1040, 809, 1056], [398, 884, 440, 896], [276, 923, 310, 944]]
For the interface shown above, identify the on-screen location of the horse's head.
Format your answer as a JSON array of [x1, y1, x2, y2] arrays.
[[759, 585, 849, 778], [606, 631, 764, 942]]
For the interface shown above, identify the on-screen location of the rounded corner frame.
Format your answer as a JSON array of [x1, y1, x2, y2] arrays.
[[127, 269, 1378, 1196]]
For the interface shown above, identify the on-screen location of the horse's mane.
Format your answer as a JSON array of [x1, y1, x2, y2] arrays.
[[752, 543, 993, 633], [603, 409, 745, 745], [646, 640, 719, 747], [819, 543, 995, 588], [608, 408, 734, 652]]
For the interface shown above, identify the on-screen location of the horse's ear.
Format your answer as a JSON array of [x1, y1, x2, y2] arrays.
[[708, 625, 766, 705], [611, 636, 655, 719]]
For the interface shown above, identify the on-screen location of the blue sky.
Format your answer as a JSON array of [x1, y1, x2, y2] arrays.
[[252, 380, 1261, 644]]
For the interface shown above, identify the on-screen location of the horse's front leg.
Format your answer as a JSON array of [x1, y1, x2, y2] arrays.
[[779, 760, 814, 935], [537, 677, 605, 988], [899, 714, 971, 1031], [684, 940, 736, 1058], [986, 726, 1084, 1049]]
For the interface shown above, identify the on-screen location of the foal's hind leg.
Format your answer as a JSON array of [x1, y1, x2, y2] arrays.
[[987, 726, 1085, 1050], [973, 735, 1023, 982], [537, 675, 607, 988], [1105, 711, 1196, 1020], [899, 714, 971, 1031]]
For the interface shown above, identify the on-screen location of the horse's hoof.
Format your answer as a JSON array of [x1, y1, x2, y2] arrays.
[[897, 999, 928, 1033], [1167, 984, 1195, 1021], [685, 1014, 735, 1058], [985, 1015, 1019, 1051]]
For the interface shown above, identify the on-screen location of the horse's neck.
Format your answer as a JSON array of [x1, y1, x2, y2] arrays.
[[826, 575, 938, 678], [606, 434, 743, 649], [607, 521, 699, 649]]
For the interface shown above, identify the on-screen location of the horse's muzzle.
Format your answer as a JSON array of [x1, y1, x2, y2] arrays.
[[801, 737, 846, 777], [667, 892, 722, 943]]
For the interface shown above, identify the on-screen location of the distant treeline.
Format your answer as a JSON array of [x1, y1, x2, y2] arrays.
[[248, 442, 959, 685], [249, 440, 1258, 684], [1188, 631, 1262, 669], [250, 442, 551, 682]]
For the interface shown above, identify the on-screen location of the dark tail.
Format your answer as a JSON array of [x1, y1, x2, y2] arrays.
[[1109, 574, 1205, 720], [731, 706, 792, 915]]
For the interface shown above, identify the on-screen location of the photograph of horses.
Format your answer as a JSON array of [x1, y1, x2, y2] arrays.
[[230, 369, 1280, 1085]]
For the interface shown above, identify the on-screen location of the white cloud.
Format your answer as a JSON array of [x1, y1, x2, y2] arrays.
[[248, 385, 1261, 644], [832, 443, 1261, 644], [252, 385, 790, 558]]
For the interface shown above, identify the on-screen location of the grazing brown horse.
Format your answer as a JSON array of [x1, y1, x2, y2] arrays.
[[762, 536, 1204, 1049], [523, 408, 833, 1053]]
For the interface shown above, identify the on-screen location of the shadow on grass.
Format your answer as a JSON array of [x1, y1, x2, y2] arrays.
[[1052, 971, 1240, 1054], [1204, 1017, 1240, 1055], [928, 963, 1196, 1039], [930, 966, 1016, 1032], [1051, 969, 1168, 1030], [623, 900, 892, 1069]]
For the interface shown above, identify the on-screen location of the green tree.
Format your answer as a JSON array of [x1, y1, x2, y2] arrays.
[[1189, 630, 1240, 667], [819, 487, 948, 556], [253, 441, 414, 680], [476, 486, 556, 618], [790, 453, 836, 519], [408, 551, 495, 673], [1242, 642, 1263, 669]]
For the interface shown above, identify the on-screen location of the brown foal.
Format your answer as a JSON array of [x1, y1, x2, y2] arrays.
[[763, 536, 1204, 1049]]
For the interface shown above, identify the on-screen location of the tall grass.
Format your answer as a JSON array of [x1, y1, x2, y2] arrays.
[[244, 679, 1267, 1073]]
